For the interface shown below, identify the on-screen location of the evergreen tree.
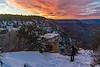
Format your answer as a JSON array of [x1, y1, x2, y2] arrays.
[[17, 23, 47, 51]]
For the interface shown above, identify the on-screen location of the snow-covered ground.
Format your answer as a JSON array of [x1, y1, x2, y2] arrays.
[[0, 49, 100, 67]]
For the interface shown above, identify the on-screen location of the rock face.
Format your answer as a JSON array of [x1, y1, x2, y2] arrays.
[[55, 19, 100, 48], [0, 15, 69, 52]]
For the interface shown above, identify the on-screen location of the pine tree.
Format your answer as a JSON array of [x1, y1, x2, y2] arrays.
[[17, 23, 47, 51]]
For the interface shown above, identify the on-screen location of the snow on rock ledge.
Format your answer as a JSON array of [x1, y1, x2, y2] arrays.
[[0, 50, 100, 67]]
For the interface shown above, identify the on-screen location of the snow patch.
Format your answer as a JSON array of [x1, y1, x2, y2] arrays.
[[0, 49, 100, 67]]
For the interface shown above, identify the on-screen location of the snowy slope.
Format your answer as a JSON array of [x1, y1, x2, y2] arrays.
[[0, 49, 100, 67]]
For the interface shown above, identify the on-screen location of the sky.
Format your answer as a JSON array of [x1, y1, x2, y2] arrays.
[[1, 0, 100, 19], [0, 0, 32, 15]]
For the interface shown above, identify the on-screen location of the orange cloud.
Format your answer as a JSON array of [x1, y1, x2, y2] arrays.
[[7, 0, 100, 19]]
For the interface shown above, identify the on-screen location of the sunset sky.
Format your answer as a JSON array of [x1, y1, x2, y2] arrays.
[[1, 0, 100, 19]]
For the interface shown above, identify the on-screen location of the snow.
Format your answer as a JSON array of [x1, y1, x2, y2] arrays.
[[0, 49, 100, 67], [11, 28, 19, 31], [41, 33, 59, 39], [95, 65, 100, 67], [0, 28, 6, 30]]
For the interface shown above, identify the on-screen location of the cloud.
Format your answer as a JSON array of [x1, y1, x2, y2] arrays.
[[6, 0, 100, 19]]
